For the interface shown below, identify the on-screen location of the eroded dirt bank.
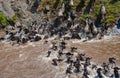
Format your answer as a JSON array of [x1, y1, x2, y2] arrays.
[[0, 36, 120, 78]]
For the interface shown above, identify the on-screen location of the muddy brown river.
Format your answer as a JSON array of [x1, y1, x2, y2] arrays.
[[0, 36, 120, 78]]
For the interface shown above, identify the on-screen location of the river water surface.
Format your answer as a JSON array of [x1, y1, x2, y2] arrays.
[[0, 33, 120, 78]]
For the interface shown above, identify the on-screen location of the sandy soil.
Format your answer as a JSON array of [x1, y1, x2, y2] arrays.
[[0, 36, 120, 78]]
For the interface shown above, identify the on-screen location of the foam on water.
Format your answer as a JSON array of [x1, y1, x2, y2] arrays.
[[28, 42, 36, 47], [19, 54, 23, 58]]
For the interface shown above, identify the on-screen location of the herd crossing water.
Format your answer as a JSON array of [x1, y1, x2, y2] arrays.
[[0, 0, 120, 78]]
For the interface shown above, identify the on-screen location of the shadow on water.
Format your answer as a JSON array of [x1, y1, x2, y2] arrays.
[[76, 0, 85, 12]]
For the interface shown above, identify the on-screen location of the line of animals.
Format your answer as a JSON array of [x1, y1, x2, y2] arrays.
[[46, 40, 120, 78], [0, 0, 120, 45]]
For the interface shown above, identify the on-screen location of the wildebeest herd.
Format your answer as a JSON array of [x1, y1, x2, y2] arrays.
[[0, 0, 120, 78], [46, 40, 120, 78], [0, 0, 120, 45]]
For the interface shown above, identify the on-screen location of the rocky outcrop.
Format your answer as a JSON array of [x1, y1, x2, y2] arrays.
[[0, 0, 15, 18]]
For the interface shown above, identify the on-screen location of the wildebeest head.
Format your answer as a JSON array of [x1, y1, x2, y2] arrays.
[[69, 0, 74, 6], [101, 3, 106, 15]]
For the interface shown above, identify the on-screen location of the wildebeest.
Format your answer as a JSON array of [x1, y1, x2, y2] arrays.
[[51, 42, 57, 50], [82, 67, 89, 78], [58, 50, 63, 57], [70, 47, 77, 52], [5, 25, 14, 31], [76, 0, 85, 12], [92, 64, 98, 70], [61, 2, 65, 12], [90, 20, 98, 38], [100, 3, 106, 21], [85, 18, 90, 40], [58, 8, 64, 17], [84, 0, 94, 14], [78, 53, 85, 61], [53, 0, 60, 9], [66, 55, 72, 64], [47, 51, 51, 57], [69, 0, 74, 6], [97, 68, 103, 78], [67, 12, 72, 22], [108, 57, 116, 68], [52, 58, 58, 66], [26, 0, 31, 5], [74, 58, 81, 72], [30, 0, 41, 13], [66, 66, 72, 74], [85, 57, 92, 66], [102, 62, 110, 76], [117, 18, 120, 29], [59, 40, 66, 50], [70, 11, 77, 21], [113, 67, 120, 78]]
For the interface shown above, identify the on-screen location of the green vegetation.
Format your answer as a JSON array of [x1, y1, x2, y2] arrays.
[[1, 0, 120, 28], [0, 13, 8, 26], [0, 13, 16, 28], [105, 15, 115, 24], [80, 14, 94, 21], [105, 1, 120, 23], [38, 0, 120, 24]]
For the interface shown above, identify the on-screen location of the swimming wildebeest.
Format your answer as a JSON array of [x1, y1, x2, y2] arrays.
[[66, 66, 72, 74], [51, 42, 57, 50], [85, 57, 92, 66], [59, 40, 66, 50], [78, 53, 85, 61], [102, 62, 109, 75], [47, 51, 51, 57], [66, 52, 73, 64], [74, 58, 81, 72], [66, 55, 72, 64], [70, 47, 77, 52], [52, 58, 58, 66], [92, 64, 97, 70], [97, 68, 103, 78], [82, 67, 89, 78], [108, 57, 116, 68], [58, 50, 63, 57], [113, 67, 120, 78], [71, 30, 81, 39]]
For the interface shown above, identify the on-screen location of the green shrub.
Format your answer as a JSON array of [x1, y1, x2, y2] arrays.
[[105, 15, 116, 23], [0, 13, 16, 28], [0, 13, 8, 26]]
